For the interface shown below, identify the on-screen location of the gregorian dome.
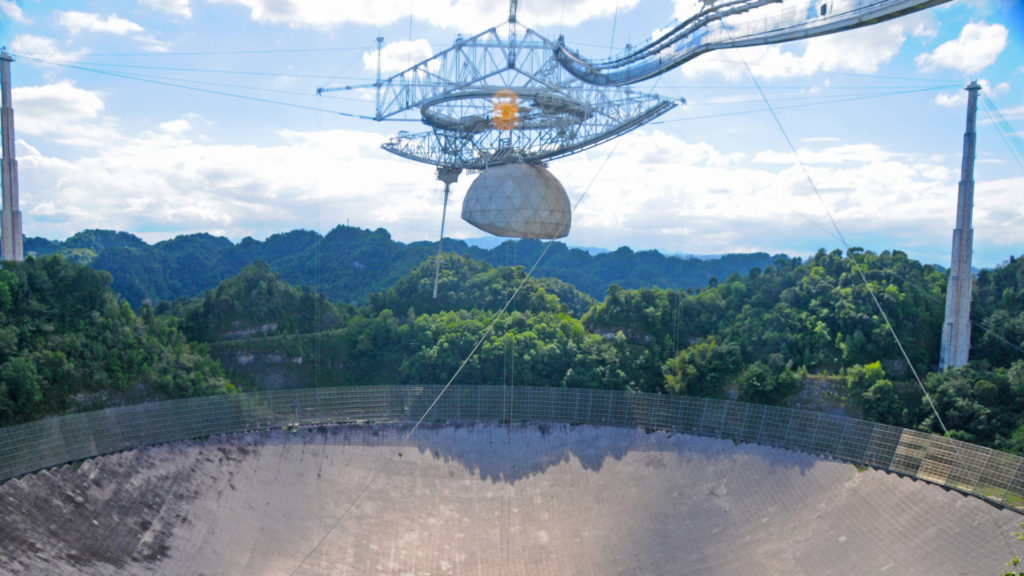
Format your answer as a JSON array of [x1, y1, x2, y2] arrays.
[[461, 163, 571, 239]]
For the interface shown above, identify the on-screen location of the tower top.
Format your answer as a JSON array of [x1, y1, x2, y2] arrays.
[[965, 80, 981, 91], [0, 49, 12, 63]]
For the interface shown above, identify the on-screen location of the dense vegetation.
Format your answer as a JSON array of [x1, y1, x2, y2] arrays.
[[166, 248, 1023, 453], [0, 256, 231, 426], [180, 256, 619, 391], [26, 227, 781, 307], [8, 232, 1024, 456]]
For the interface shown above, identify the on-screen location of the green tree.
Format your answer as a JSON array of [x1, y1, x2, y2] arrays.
[[738, 355, 799, 405], [0, 256, 233, 425], [663, 338, 741, 397], [861, 379, 904, 426], [846, 361, 887, 397]]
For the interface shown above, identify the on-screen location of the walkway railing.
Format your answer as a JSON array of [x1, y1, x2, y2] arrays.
[[1, 386, 1021, 511]]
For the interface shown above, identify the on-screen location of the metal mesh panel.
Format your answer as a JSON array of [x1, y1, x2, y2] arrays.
[[721, 401, 753, 443], [890, 429, 928, 476], [696, 398, 728, 438], [810, 413, 846, 457], [916, 434, 957, 485], [756, 405, 790, 447], [1003, 459, 1024, 508], [646, 394, 678, 431], [946, 441, 991, 493], [674, 396, 704, 434], [1, 385, 1022, 512], [785, 410, 820, 453], [863, 424, 902, 469]]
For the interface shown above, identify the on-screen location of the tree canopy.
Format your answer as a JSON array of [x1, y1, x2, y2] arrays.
[[0, 256, 231, 426], [8, 235, 1024, 457]]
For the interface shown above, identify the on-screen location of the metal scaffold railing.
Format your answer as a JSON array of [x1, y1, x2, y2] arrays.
[[1, 385, 1022, 511]]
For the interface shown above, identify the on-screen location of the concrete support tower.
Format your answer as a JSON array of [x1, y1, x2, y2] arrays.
[[1, 49, 23, 262], [939, 81, 981, 371]]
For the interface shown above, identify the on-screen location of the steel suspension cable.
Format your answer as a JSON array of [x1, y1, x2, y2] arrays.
[[734, 56, 950, 436]]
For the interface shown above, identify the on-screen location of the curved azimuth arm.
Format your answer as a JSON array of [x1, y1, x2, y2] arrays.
[[555, 0, 953, 86]]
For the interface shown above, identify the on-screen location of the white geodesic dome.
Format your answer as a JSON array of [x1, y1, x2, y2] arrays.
[[461, 163, 571, 239]]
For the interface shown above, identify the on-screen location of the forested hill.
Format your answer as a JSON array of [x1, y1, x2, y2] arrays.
[[0, 256, 232, 426], [25, 227, 783, 307], [167, 248, 1024, 453]]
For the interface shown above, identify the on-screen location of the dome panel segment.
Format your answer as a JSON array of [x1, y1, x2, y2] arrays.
[[461, 164, 571, 239]]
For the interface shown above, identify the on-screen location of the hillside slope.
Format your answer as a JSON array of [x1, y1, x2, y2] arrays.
[[27, 226, 783, 307]]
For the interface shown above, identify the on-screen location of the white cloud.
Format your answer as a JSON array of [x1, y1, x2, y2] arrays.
[[206, 0, 636, 30], [519, 0, 640, 28], [140, 0, 193, 18], [910, 20, 938, 40], [533, 128, 980, 258], [915, 21, 1008, 74], [997, 104, 1024, 121], [12, 82, 110, 145], [17, 125, 442, 244], [933, 91, 962, 108], [134, 34, 173, 53], [56, 11, 145, 35], [0, 0, 30, 23], [51, 11, 171, 52], [933, 79, 1009, 108], [9, 35, 89, 63], [681, 20, 912, 80], [752, 143, 900, 165], [363, 40, 434, 75], [13, 115, 1022, 266]]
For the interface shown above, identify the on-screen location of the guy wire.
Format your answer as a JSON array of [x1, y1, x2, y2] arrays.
[[734, 53, 950, 436]]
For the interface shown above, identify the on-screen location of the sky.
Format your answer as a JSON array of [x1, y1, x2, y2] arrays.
[[0, 0, 1021, 267]]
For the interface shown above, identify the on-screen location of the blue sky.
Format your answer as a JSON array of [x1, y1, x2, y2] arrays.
[[0, 0, 1021, 267]]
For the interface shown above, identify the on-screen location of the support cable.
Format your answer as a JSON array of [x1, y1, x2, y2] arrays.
[[655, 84, 960, 124], [12, 55, 375, 119], [433, 181, 452, 298], [609, 1, 620, 59], [659, 91, 1023, 363], [295, 16, 661, 570], [735, 57, 950, 436]]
